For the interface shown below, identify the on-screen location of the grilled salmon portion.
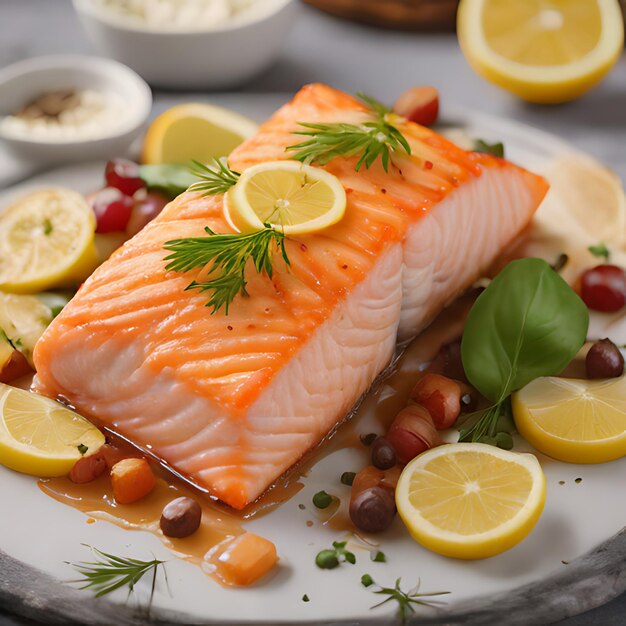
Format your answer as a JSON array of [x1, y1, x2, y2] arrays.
[[33, 85, 548, 509]]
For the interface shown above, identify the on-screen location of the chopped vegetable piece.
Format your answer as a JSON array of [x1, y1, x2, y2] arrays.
[[386, 406, 441, 464], [110, 458, 156, 504], [410, 373, 462, 429], [216, 533, 278, 586], [361, 574, 375, 588], [69, 453, 107, 484], [371, 550, 386, 563], [341, 472, 356, 486]]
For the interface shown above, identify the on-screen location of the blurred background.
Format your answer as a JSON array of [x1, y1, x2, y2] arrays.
[[0, 1, 625, 624]]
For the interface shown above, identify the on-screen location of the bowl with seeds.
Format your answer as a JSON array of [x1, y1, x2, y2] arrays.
[[0, 55, 152, 164]]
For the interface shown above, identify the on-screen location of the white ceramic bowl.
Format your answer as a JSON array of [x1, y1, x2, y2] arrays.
[[0, 55, 152, 165], [72, 0, 297, 89]]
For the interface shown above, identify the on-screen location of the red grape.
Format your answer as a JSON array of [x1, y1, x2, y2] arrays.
[[91, 187, 134, 233], [393, 86, 439, 127], [126, 191, 169, 236], [410, 373, 462, 429], [105, 158, 145, 196], [386, 405, 441, 464], [580, 264, 626, 312]]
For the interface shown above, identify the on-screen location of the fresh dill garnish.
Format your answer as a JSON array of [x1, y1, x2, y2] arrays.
[[164, 226, 290, 315], [188, 158, 240, 196], [368, 577, 449, 624], [286, 92, 411, 172], [588, 242, 610, 262], [67, 546, 166, 602]]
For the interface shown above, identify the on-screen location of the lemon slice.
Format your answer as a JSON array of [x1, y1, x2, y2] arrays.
[[0, 384, 105, 477], [513, 375, 626, 464], [226, 161, 347, 235], [0, 188, 98, 294], [0, 292, 53, 366], [457, 0, 624, 103], [396, 443, 546, 559], [142, 103, 258, 165]]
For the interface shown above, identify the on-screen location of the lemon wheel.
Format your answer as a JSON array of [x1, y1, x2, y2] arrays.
[[226, 161, 347, 236], [457, 0, 624, 103], [0, 384, 105, 477], [0, 188, 98, 293], [395, 443, 546, 559], [513, 375, 626, 464]]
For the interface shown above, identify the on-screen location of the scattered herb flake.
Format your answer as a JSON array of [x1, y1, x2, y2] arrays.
[[575, 477, 583, 484], [371, 550, 386, 563], [341, 472, 356, 486], [360, 433, 377, 446], [473, 139, 505, 158], [43, 218, 53, 235], [77, 444, 88, 455], [298, 503, 306, 510], [302, 594, 310, 602], [361, 574, 374, 588], [551, 253, 569, 273], [315, 541, 357, 570], [312, 490, 333, 509], [588, 242, 610, 262]]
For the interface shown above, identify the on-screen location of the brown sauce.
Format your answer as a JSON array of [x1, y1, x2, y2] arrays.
[[37, 292, 478, 584]]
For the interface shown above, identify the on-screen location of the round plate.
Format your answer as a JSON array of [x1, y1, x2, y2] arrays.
[[0, 100, 624, 626]]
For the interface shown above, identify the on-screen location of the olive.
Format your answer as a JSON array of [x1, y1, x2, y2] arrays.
[[371, 437, 396, 470], [160, 496, 202, 538], [586, 338, 624, 379], [349, 486, 396, 533], [386, 405, 440, 464]]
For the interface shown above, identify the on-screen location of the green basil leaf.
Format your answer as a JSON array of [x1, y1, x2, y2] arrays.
[[139, 164, 198, 199], [461, 258, 589, 402]]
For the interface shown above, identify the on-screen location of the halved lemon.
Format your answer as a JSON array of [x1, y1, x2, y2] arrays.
[[457, 0, 625, 103], [0, 188, 98, 293], [396, 443, 546, 559], [513, 375, 626, 464], [141, 103, 258, 165], [226, 161, 347, 235], [0, 384, 105, 477], [0, 292, 54, 366]]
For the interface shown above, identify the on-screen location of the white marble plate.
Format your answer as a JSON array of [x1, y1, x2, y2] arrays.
[[0, 100, 624, 625]]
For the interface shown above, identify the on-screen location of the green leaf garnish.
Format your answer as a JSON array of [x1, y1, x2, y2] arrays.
[[163, 226, 290, 315], [286, 93, 411, 172], [473, 139, 505, 158], [188, 158, 240, 196], [368, 577, 449, 624], [302, 594, 310, 602], [459, 258, 589, 443], [67, 546, 166, 603], [77, 444, 88, 455], [588, 242, 610, 262], [139, 163, 199, 199], [315, 541, 356, 570]]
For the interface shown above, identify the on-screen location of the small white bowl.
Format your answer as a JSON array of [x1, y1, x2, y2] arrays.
[[0, 55, 152, 165], [72, 0, 296, 89]]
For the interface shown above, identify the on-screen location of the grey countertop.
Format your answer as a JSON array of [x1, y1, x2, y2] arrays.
[[0, 1, 625, 624]]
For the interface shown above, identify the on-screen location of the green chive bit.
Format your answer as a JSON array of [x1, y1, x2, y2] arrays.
[[302, 594, 310, 602], [341, 472, 356, 486], [312, 490, 333, 509], [371, 550, 386, 563], [316, 549, 339, 570], [361, 574, 374, 588], [77, 443, 88, 455]]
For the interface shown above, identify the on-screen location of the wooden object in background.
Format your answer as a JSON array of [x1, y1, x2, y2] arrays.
[[303, 0, 460, 31]]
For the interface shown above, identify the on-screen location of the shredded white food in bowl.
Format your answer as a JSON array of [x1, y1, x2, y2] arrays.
[[98, 0, 263, 29]]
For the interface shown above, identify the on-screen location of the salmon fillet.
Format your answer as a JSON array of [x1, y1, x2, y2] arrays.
[[33, 85, 548, 509]]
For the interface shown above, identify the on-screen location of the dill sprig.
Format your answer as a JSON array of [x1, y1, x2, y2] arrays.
[[67, 546, 166, 602], [368, 577, 449, 624], [188, 158, 240, 196], [286, 93, 411, 172], [164, 226, 290, 315]]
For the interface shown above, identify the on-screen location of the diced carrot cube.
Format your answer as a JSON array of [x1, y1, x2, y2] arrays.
[[110, 458, 156, 504], [217, 533, 278, 586]]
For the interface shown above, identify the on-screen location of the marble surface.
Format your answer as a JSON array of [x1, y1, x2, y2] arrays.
[[0, 1, 625, 623]]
